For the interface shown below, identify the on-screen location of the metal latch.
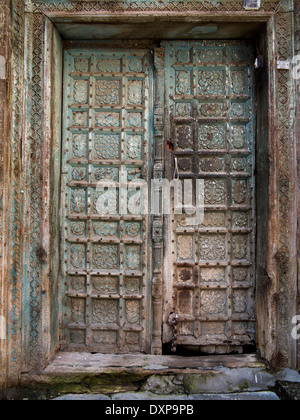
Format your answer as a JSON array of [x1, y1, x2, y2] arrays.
[[168, 313, 179, 353]]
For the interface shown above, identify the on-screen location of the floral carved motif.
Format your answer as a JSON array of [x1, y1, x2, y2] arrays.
[[198, 102, 226, 117], [94, 167, 119, 182], [125, 278, 140, 294], [233, 180, 247, 204], [199, 235, 226, 261], [125, 300, 140, 324], [201, 291, 226, 315], [71, 189, 86, 213], [73, 111, 87, 126], [199, 157, 224, 172], [175, 103, 192, 118], [128, 80, 143, 105], [95, 112, 120, 127], [231, 125, 246, 149], [72, 167, 86, 181], [92, 277, 118, 294], [93, 331, 117, 345], [176, 125, 192, 150], [74, 80, 88, 104], [73, 134, 87, 158], [204, 179, 225, 205], [231, 70, 246, 95], [177, 235, 193, 261], [127, 135, 142, 159], [176, 71, 191, 95], [199, 124, 226, 149], [202, 212, 225, 227], [71, 298, 85, 324], [233, 291, 247, 314], [126, 246, 141, 270], [93, 222, 118, 237], [125, 222, 140, 237], [232, 268, 248, 282], [96, 59, 121, 73], [71, 222, 85, 236], [232, 235, 248, 260], [93, 245, 118, 269], [74, 58, 89, 72], [128, 113, 142, 127], [70, 277, 86, 293], [94, 134, 120, 160], [198, 71, 225, 95], [200, 268, 225, 283], [95, 80, 120, 105], [93, 300, 118, 324], [70, 244, 85, 269]]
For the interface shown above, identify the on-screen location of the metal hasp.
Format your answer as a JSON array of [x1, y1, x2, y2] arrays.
[[61, 49, 153, 353], [168, 313, 179, 353], [164, 41, 256, 354]]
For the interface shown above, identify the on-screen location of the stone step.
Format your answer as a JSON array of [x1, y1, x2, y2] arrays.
[[53, 391, 280, 401], [2, 353, 298, 400]]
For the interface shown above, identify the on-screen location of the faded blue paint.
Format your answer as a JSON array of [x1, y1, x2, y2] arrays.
[[61, 48, 153, 353]]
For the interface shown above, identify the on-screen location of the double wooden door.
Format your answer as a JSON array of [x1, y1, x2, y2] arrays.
[[61, 41, 256, 354]]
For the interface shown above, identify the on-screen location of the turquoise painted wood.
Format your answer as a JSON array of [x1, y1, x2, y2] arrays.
[[61, 49, 153, 353]]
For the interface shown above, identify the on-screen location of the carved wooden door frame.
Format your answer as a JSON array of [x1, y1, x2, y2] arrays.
[[2, 0, 298, 385]]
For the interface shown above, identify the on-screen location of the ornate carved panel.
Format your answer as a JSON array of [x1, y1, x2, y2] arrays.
[[165, 41, 256, 350], [31, 0, 278, 14], [61, 49, 152, 353]]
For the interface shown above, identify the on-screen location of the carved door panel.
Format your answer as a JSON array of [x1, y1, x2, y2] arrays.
[[163, 41, 256, 353], [61, 49, 153, 353]]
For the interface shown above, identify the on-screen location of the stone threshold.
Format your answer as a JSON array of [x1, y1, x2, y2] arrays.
[[2, 353, 298, 400], [42, 352, 265, 375]]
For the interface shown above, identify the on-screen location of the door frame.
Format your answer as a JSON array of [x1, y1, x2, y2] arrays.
[[2, 1, 298, 385]]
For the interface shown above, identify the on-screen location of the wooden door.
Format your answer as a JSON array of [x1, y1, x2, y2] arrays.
[[61, 48, 153, 353], [163, 41, 256, 353]]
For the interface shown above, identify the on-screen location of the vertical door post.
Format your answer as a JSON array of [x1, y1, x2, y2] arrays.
[[151, 48, 165, 355]]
